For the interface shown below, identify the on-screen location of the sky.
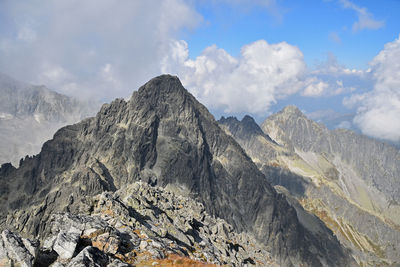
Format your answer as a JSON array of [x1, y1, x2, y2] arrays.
[[0, 0, 399, 143]]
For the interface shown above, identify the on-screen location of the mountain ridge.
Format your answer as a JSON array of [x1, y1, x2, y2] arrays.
[[0, 72, 96, 166], [0, 75, 354, 266], [219, 108, 400, 265]]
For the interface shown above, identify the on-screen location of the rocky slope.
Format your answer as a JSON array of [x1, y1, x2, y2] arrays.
[[1, 181, 277, 266], [0, 75, 355, 266], [0, 73, 95, 166], [219, 107, 400, 266]]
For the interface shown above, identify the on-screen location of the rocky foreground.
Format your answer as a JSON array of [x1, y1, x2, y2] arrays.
[[0, 181, 277, 266]]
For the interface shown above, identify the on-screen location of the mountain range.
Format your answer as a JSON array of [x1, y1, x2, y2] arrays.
[[0, 73, 96, 166], [219, 106, 400, 265], [0, 74, 399, 266]]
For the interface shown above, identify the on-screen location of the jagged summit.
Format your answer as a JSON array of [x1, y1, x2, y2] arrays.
[[219, 115, 270, 141], [241, 115, 259, 128], [135, 74, 184, 96], [131, 74, 194, 111], [0, 75, 355, 266], [280, 105, 306, 117]]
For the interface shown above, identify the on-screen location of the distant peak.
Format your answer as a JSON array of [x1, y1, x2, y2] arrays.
[[241, 115, 267, 135], [0, 72, 29, 90], [219, 114, 266, 137], [281, 105, 305, 117], [218, 116, 240, 124], [241, 115, 256, 124]]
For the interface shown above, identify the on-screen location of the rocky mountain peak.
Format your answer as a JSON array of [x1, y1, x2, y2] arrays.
[[224, 105, 400, 265], [0, 75, 355, 266], [218, 115, 270, 141], [280, 105, 306, 118], [262, 105, 329, 148], [135, 74, 185, 97], [129, 75, 191, 112], [241, 115, 259, 129]]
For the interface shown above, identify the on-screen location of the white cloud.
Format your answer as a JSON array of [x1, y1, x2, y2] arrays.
[[162, 39, 306, 113], [309, 53, 372, 97], [312, 53, 365, 76], [0, 0, 201, 100], [302, 79, 329, 97], [343, 93, 366, 108], [349, 35, 400, 142], [340, 0, 384, 32]]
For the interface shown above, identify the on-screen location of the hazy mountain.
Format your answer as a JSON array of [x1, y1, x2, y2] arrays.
[[0, 73, 96, 166], [219, 106, 400, 265], [0, 75, 355, 266]]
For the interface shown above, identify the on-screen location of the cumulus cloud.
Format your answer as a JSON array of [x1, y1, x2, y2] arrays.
[[340, 0, 384, 32], [312, 53, 366, 76], [161, 39, 364, 114], [302, 79, 329, 97], [348, 35, 400, 142], [298, 54, 368, 98], [0, 0, 201, 100], [162, 39, 307, 113]]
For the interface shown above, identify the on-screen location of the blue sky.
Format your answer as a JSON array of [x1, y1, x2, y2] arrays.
[[188, 0, 400, 69], [171, 0, 400, 142], [0, 0, 399, 142]]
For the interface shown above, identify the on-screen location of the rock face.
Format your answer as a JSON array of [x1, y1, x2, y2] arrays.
[[0, 229, 39, 267], [0, 75, 354, 266], [219, 107, 400, 265], [0, 72, 95, 166], [1, 181, 275, 266]]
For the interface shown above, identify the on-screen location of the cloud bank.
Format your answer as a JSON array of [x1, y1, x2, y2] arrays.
[[162, 40, 366, 113], [0, 0, 397, 143], [162, 39, 311, 113], [0, 0, 201, 100], [346, 36, 400, 142]]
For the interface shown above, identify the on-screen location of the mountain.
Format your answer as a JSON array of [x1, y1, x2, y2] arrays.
[[219, 106, 400, 265], [0, 73, 95, 166], [0, 75, 355, 266]]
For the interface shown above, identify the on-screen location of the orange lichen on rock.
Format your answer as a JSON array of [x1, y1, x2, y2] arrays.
[[92, 233, 119, 254], [136, 253, 223, 267]]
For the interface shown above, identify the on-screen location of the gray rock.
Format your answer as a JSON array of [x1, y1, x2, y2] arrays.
[[50, 262, 66, 267], [66, 246, 109, 267], [0, 229, 38, 267], [107, 259, 130, 267], [53, 227, 81, 259], [43, 235, 57, 251]]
